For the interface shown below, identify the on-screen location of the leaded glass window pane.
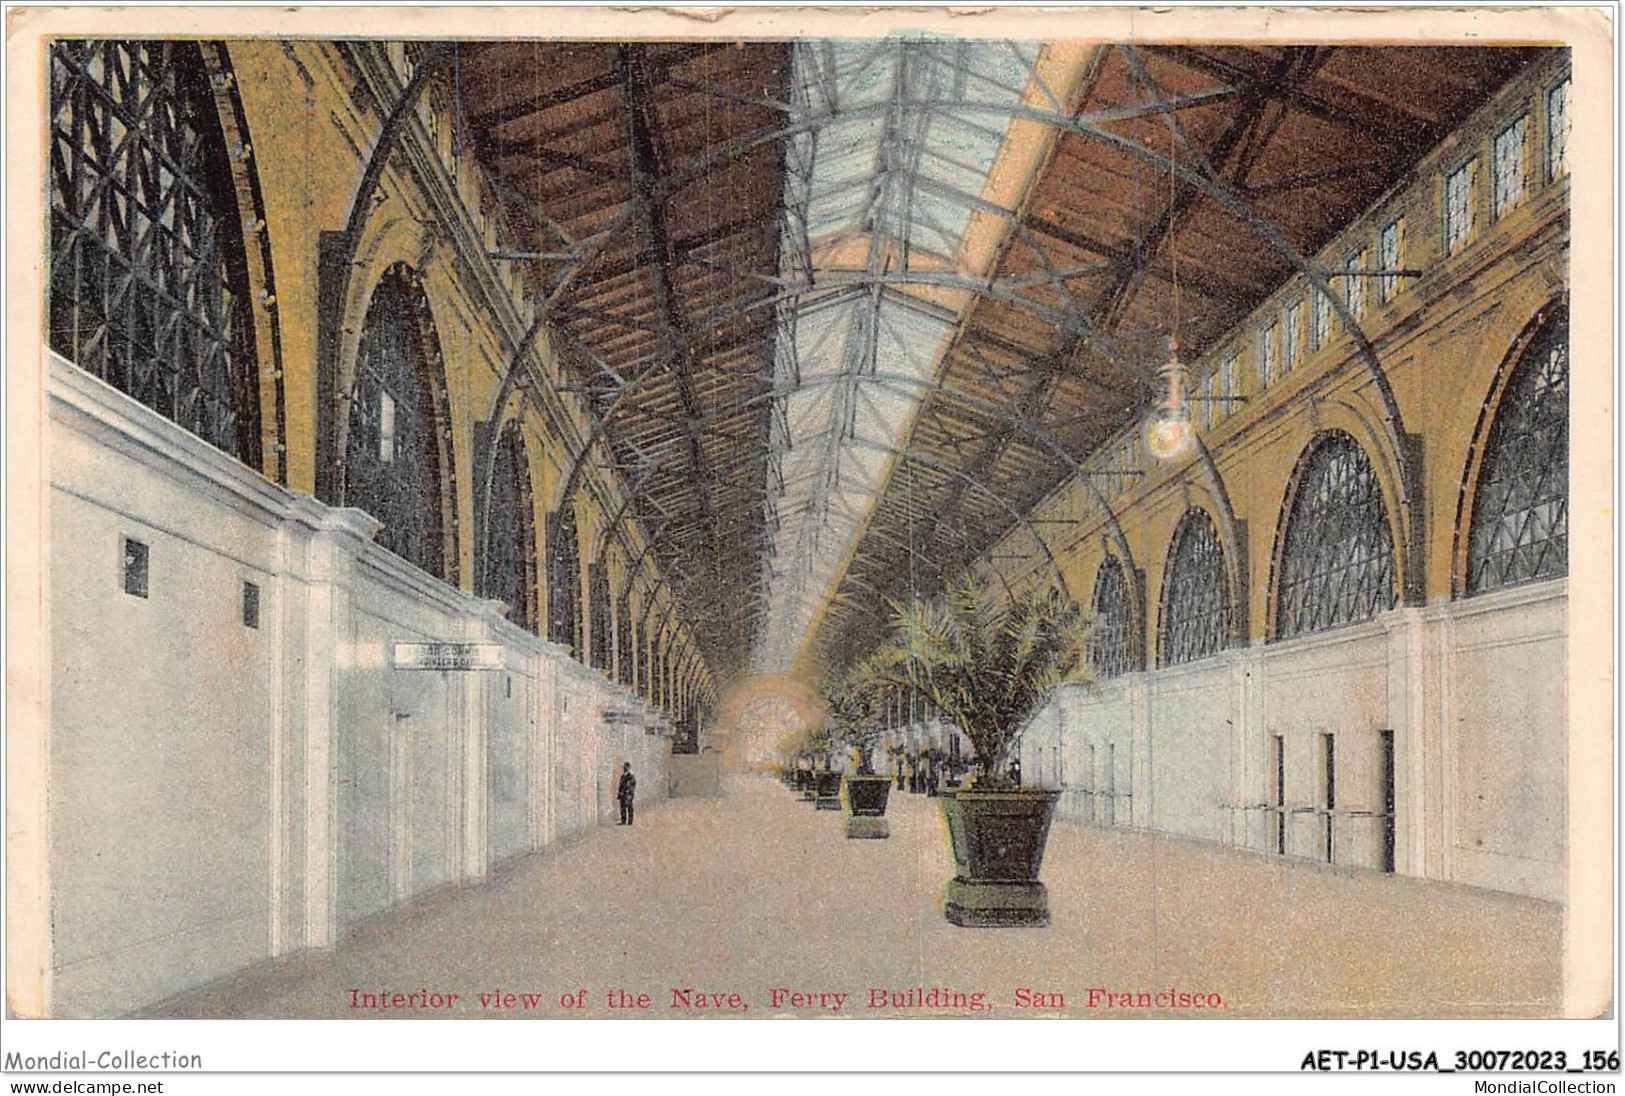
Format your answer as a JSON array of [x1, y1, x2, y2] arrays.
[[1344, 249, 1365, 322], [635, 615, 648, 694], [547, 505, 582, 656], [1283, 302, 1302, 373], [48, 40, 260, 463], [1466, 313, 1568, 594], [346, 267, 448, 578], [1492, 115, 1527, 219], [1087, 556, 1131, 679], [1311, 288, 1332, 351], [1256, 322, 1277, 388], [1275, 433, 1396, 639], [480, 425, 538, 633], [1220, 352, 1236, 419], [616, 592, 634, 683], [1159, 508, 1230, 667], [588, 563, 613, 671], [1378, 218, 1404, 303], [1444, 160, 1474, 255]]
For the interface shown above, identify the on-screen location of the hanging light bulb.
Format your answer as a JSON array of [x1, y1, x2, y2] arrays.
[[1144, 335, 1195, 461]]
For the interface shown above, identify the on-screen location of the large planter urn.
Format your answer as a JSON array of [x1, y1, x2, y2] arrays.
[[814, 770, 844, 810], [937, 787, 1060, 927], [842, 773, 892, 839]]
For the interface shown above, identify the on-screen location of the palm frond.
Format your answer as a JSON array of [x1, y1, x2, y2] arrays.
[[850, 576, 1092, 778]]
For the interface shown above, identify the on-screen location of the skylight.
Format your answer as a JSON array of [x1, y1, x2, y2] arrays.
[[750, 37, 1040, 673]]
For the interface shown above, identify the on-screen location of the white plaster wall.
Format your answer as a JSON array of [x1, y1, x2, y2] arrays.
[[1034, 594, 1566, 902], [336, 570, 466, 936], [553, 677, 595, 840], [1440, 583, 1566, 900], [1260, 625, 1392, 865], [1048, 680, 1135, 827], [486, 647, 538, 869], [1146, 659, 1233, 842], [48, 365, 283, 1017]]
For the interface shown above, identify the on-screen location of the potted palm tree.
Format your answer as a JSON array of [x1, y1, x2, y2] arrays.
[[776, 729, 817, 800], [825, 658, 893, 839], [791, 724, 843, 810], [868, 576, 1089, 927], [783, 721, 845, 806]]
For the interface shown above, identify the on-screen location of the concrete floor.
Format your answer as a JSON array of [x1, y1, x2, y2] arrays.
[[144, 775, 1562, 1019]]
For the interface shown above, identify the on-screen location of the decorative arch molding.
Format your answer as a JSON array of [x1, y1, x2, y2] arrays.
[[1453, 299, 1569, 597], [1266, 390, 1410, 612], [334, 218, 433, 417], [202, 42, 290, 483], [1267, 429, 1399, 641], [317, 212, 455, 500], [316, 43, 453, 499], [1156, 507, 1233, 668], [1430, 276, 1570, 452], [340, 262, 460, 584], [46, 39, 284, 475], [614, 585, 635, 685]]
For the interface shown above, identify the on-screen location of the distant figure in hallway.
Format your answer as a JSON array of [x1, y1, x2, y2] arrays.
[[617, 763, 636, 826]]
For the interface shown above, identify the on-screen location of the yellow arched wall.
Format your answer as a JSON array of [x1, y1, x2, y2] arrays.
[[984, 53, 1569, 644]]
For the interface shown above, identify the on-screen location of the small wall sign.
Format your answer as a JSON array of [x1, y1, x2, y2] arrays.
[[392, 642, 504, 671]]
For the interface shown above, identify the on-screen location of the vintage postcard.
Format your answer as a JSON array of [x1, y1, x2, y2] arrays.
[[3, 1, 1615, 1081]]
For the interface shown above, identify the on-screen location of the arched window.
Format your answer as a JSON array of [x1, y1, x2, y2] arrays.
[[48, 40, 262, 464], [546, 503, 582, 656], [345, 265, 454, 580], [479, 424, 538, 633], [1275, 432, 1396, 639], [1465, 310, 1568, 594], [1158, 508, 1230, 667], [588, 562, 613, 672], [615, 591, 634, 684], [1088, 556, 1132, 678]]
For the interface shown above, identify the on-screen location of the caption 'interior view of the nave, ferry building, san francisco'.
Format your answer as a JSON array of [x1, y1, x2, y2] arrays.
[[11, 32, 1584, 1018]]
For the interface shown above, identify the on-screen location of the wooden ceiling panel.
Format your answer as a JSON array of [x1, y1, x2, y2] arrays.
[[453, 40, 789, 675], [808, 42, 1548, 673], [441, 39, 1553, 677]]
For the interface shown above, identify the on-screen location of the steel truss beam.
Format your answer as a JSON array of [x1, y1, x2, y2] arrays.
[[468, 41, 1425, 687]]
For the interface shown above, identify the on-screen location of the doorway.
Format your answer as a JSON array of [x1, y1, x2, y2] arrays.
[[1378, 729, 1396, 873], [1103, 743, 1116, 826], [1319, 732, 1336, 864], [1270, 734, 1285, 855]]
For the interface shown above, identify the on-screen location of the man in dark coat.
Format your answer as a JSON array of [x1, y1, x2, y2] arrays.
[[617, 763, 636, 826]]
